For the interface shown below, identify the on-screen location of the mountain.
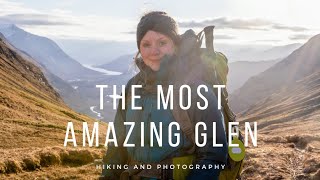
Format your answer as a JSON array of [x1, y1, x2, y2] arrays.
[[229, 36, 320, 179], [228, 60, 279, 93], [0, 28, 97, 119], [54, 38, 301, 66], [96, 53, 135, 73], [215, 43, 301, 62], [238, 70, 320, 127], [55, 39, 137, 65], [259, 43, 302, 60], [0, 34, 107, 178], [228, 34, 320, 180], [0, 24, 102, 81], [0, 24, 112, 120], [97, 54, 279, 95], [230, 34, 320, 113], [237, 58, 320, 180]]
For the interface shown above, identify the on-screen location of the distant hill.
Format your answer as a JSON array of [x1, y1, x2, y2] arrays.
[[96, 53, 136, 73], [215, 43, 301, 62], [238, 70, 320, 127], [55, 38, 301, 65], [96, 42, 301, 84], [55, 39, 137, 65], [258, 43, 302, 61], [228, 60, 279, 93], [0, 24, 102, 81]]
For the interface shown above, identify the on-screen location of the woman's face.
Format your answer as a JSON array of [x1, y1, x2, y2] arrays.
[[139, 30, 175, 71]]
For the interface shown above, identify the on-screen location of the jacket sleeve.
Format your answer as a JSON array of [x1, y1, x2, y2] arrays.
[[101, 96, 128, 179], [101, 78, 135, 179], [186, 84, 228, 180]]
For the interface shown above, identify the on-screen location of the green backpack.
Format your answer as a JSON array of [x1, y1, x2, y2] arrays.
[[171, 26, 245, 180]]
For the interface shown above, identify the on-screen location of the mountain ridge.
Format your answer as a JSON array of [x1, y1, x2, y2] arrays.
[[230, 34, 320, 113], [0, 24, 103, 81]]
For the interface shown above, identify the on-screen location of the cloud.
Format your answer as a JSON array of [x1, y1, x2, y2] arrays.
[[289, 34, 312, 40], [0, 0, 38, 15], [255, 39, 281, 42], [272, 24, 308, 32], [0, 13, 77, 26], [0, 0, 136, 40], [215, 34, 236, 40], [179, 17, 308, 32], [179, 17, 271, 30]]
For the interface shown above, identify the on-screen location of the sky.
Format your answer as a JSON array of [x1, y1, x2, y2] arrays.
[[0, 0, 319, 45]]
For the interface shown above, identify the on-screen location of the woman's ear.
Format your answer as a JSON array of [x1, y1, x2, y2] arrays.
[[134, 51, 141, 61]]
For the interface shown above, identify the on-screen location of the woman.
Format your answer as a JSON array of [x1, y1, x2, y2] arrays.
[[101, 11, 227, 180]]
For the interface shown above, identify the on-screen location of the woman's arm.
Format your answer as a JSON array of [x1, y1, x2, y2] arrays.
[[101, 98, 128, 179], [101, 77, 137, 179], [186, 84, 228, 180]]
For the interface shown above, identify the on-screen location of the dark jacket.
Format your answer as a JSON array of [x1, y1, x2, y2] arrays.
[[102, 55, 228, 180]]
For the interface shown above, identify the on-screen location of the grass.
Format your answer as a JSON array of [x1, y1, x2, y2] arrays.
[[22, 156, 41, 171], [0, 38, 109, 179], [0, 147, 106, 175], [60, 110, 86, 122], [4, 160, 22, 174]]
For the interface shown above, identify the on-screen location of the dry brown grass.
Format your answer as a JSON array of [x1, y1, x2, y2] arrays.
[[236, 76, 320, 179], [0, 37, 109, 178], [0, 146, 106, 176], [240, 116, 320, 179], [0, 162, 102, 179]]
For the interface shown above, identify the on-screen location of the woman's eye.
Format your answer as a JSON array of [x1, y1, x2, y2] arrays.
[[159, 41, 167, 46], [142, 43, 151, 48]]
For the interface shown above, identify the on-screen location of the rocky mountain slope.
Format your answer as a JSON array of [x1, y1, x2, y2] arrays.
[[0, 24, 106, 120], [0, 24, 102, 81], [240, 70, 320, 179], [0, 34, 107, 178], [231, 34, 320, 179], [230, 34, 320, 113]]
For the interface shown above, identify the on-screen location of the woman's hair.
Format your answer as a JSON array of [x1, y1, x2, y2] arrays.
[[136, 11, 180, 50], [134, 11, 180, 74]]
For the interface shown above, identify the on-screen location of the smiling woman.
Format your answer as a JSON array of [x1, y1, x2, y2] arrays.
[[136, 11, 180, 71], [139, 30, 176, 71], [99, 11, 229, 180]]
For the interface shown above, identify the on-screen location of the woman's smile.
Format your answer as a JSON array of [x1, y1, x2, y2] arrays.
[[139, 30, 175, 71]]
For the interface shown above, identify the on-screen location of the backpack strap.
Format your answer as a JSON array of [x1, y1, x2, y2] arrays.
[[171, 86, 196, 154]]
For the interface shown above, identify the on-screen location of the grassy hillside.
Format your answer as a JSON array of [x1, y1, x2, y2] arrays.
[[0, 35, 107, 179], [238, 71, 320, 179]]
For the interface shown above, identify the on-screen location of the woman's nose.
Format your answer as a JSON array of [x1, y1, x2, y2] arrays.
[[150, 46, 160, 56]]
